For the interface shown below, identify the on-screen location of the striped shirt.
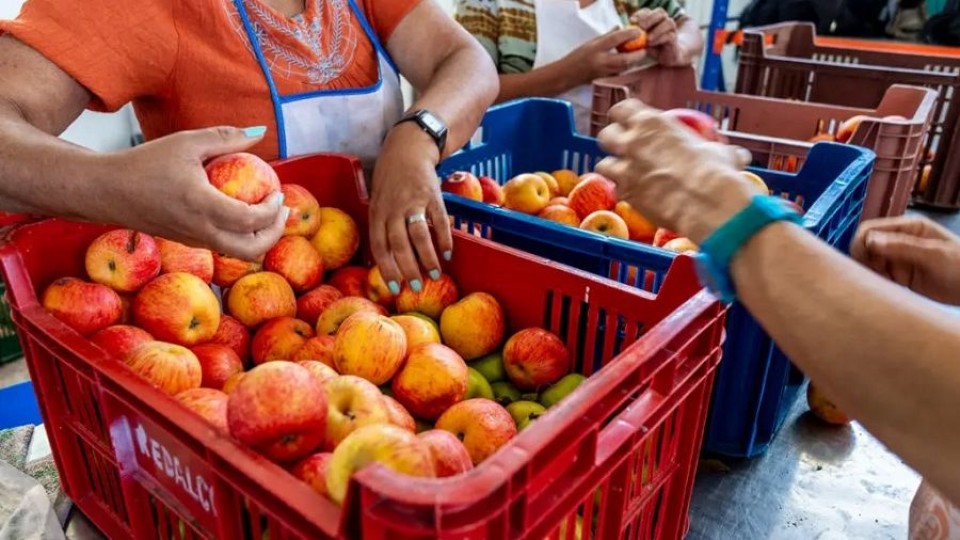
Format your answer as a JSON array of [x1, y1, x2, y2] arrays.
[[455, 0, 687, 74]]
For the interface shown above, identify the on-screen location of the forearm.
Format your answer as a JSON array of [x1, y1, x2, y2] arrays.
[[732, 222, 960, 503], [676, 17, 703, 60], [497, 62, 577, 104]]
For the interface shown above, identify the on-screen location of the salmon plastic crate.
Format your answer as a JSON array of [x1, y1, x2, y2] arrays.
[[590, 66, 935, 221], [736, 22, 960, 211], [439, 98, 874, 458], [0, 153, 725, 539]]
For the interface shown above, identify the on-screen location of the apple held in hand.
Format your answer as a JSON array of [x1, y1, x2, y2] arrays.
[[310, 208, 360, 271], [208, 315, 251, 364], [417, 429, 474, 478], [334, 312, 407, 385], [133, 272, 221, 346], [395, 274, 459, 320], [663, 108, 723, 142], [617, 26, 648, 52], [190, 343, 244, 390], [85, 229, 162, 293], [226, 272, 297, 328], [442, 171, 484, 201], [251, 317, 314, 365], [42, 278, 123, 336], [323, 375, 390, 450], [503, 328, 570, 391], [264, 236, 324, 293], [205, 152, 280, 204], [176, 388, 229, 433], [90, 325, 153, 362], [297, 285, 343, 328], [392, 343, 469, 421], [281, 184, 321, 237], [326, 424, 436, 505], [440, 292, 505, 361], [227, 361, 327, 462], [156, 238, 214, 284], [125, 341, 202, 396], [436, 398, 517, 465]]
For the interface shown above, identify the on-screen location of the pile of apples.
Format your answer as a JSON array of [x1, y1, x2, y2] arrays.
[[39, 153, 589, 507], [442, 109, 778, 254]]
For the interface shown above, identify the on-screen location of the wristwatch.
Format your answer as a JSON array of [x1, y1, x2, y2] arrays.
[[695, 195, 804, 303], [395, 109, 448, 154]]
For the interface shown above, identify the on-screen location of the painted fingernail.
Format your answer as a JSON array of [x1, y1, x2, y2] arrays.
[[410, 279, 423, 293], [429, 269, 441, 281], [388, 281, 401, 295], [443, 251, 453, 261], [281, 207, 291, 223], [243, 126, 267, 138]]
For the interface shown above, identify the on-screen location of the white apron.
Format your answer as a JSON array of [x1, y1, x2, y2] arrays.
[[232, 0, 404, 167], [532, 0, 623, 134]]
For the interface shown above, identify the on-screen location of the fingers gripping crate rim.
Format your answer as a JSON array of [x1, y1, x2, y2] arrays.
[[0, 153, 724, 539], [439, 98, 874, 458]]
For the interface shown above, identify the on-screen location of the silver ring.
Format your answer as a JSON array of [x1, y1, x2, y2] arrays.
[[406, 213, 427, 226]]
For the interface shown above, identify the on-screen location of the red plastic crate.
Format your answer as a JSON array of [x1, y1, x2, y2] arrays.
[[591, 66, 936, 221], [736, 22, 960, 211], [0, 153, 724, 539]]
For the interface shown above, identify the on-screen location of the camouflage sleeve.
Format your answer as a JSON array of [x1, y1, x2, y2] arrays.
[[455, 0, 501, 66], [617, 0, 686, 19]]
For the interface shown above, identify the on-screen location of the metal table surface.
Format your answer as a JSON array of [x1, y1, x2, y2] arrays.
[[688, 397, 920, 539]]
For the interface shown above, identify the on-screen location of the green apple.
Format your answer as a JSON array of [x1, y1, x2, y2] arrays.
[[539, 373, 587, 408], [469, 352, 506, 383], [466, 367, 495, 400], [491, 381, 522, 405], [506, 400, 546, 430]]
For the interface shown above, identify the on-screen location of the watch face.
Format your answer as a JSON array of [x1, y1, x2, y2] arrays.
[[420, 112, 445, 134]]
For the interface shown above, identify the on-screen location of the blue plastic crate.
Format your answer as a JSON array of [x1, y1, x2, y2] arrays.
[[439, 98, 873, 458]]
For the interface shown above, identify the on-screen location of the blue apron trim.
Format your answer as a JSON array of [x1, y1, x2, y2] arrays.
[[232, 0, 288, 158], [345, 0, 401, 75], [279, 76, 385, 104]]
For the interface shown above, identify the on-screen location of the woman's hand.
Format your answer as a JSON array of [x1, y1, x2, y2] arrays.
[[99, 126, 287, 260], [851, 215, 960, 305], [630, 9, 698, 67], [595, 99, 756, 243], [369, 124, 454, 295], [558, 28, 651, 87]]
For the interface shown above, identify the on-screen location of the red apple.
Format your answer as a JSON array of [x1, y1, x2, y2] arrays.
[[502, 328, 570, 391], [205, 152, 280, 204], [392, 343, 469, 420], [538, 205, 581, 227], [296, 360, 338, 385], [208, 315, 251, 365], [226, 272, 297, 328], [90, 325, 154, 361], [156, 238, 214, 284], [383, 395, 417, 432], [125, 341, 202, 396], [222, 372, 246, 395], [190, 343, 244, 390], [315, 296, 387, 336], [42, 277, 122, 336], [133, 273, 221, 346], [281, 184, 321, 237], [417, 429, 474, 477], [439, 292, 505, 361], [264, 236, 324, 293], [435, 399, 517, 465], [395, 274, 459, 320], [442, 171, 484, 201], [310, 208, 359, 271], [175, 388, 229, 433], [84, 229, 161, 293], [326, 266, 369, 298], [334, 312, 407, 385], [366, 266, 397, 311], [653, 228, 680, 248], [291, 336, 337, 369], [251, 317, 314, 365], [478, 176, 504, 206], [212, 254, 263, 288], [568, 175, 617, 219], [227, 361, 327, 462], [663, 108, 723, 142], [291, 452, 333, 497], [297, 285, 343, 327]]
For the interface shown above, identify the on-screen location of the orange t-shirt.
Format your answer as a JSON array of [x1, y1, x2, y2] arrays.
[[0, 0, 421, 160]]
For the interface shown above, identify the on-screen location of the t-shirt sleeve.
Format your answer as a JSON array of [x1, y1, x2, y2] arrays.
[[618, 0, 686, 19], [0, 0, 178, 112], [455, 0, 500, 66], [364, 0, 425, 44]]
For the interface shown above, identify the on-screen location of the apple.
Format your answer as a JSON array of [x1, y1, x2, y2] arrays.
[[837, 115, 870, 144], [281, 184, 321, 237], [190, 343, 244, 390], [118, 294, 134, 325], [617, 26, 648, 52], [156, 238, 214, 284], [568, 175, 617, 219], [404, 312, 441, 333], [503, 328, 570, 391], [323, 375, 390, 450], [90, 325, 154, 361], [435, 399, 517, 465], [395, 274, 459, 320], [653, 228, 679, 248], [417, 429, 474, 477], [125, 341, 202, 395], [466, 367, 495, 400], [264, 236, 324, 292], [663, 108, 722, 142], [133, 273, 220, 346], [540, 373, 587, 408], [551, 169, 582, 197], [366, 266, 396, 311], [291, 336, 337, 368], [807, 382, 851, 425], [478, 176, 504, 206], [212, 254, 263, 288], [326, 424, 435, 505], [662, 238, 698, 253], [615, 201, 657, 243], [316, 296, 387, 336], [491, 381, 522, 406], [205, 152, 280, 204], [503, 174, 551, 215], [440, 292, 505, 360], [442, 171, 483, 201], [85, 229, 162, 293], [580, 210, 629, 239], [391, 314, 441, 352], [251, 317, 314, 365], [538, 205, 580, 227], [208, 315, 251, 364], [548, 197, 570, 207], [227, 361, 327, 462], [226, 272, 297, 328], [533, 172, 561, 198], [334, 312, 407, 385], [175, 388, 229, 433], [392, 343, 469, 420], [291, 452, 333, 498], [296, 285, 343, 327], [470, 352, 506, 383], [222, 372, 246, 395], [506, 401, 546, 431], [741, 171, 770, 194], [326, 266, 368, 298], [383, 395, 417, 432], [296, 360, 338, 385], [310, 208, 359, 271]]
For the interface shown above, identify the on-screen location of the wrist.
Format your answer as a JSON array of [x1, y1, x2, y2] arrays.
[[385, 121, 441, 164], [680, 172, 755, 244]]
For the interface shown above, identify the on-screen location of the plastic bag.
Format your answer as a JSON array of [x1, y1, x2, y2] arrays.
[[0, 460, 64, 540]]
